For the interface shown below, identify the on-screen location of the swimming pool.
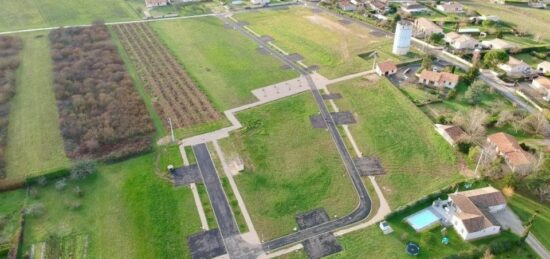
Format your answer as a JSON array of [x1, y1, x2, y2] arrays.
[[405, 209, 441, 232]]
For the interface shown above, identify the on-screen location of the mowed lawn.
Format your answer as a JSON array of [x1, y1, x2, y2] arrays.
[[6, 32, 68, 179], [0, 0, 138, 32], [21, 153, 202, 258], [235, 7, 415, 79], [151, 18, 298, 111], [220, 94, 358, 240], [331, 78, 462, 208], [462, 0, 550, 40]]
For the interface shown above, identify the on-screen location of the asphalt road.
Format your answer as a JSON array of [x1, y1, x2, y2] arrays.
[[220, 15, 372, 251], [193, 143, 240, 238]]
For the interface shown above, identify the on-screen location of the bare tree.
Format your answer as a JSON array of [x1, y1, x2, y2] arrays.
[[522, 112, 550, 136], [454, 108, 488, 143]]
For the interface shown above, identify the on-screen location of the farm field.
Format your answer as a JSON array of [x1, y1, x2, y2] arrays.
[[330, 78, 461, 208], [235, 7, 418, 79], [462, 0, 550, 40], [5, 32, 68, 180], [150, 18, 298, 111], [0, 0, 138, 32], [113, 23, 220, 129], [20, 153, 202, 258], [219, 93, 358, 240]]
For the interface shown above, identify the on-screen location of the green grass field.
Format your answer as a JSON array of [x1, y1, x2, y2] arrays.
[[235, 7, 417, 79], [330, 78, 461, 208], [5, 32, 68, 179], [0, 0, 139, 32], [462, 0, 550, 40], [21, 153, 202, 258], [508, 193, 550, 250], [150, 18, 298, 111], [219, 93, 358, 240]]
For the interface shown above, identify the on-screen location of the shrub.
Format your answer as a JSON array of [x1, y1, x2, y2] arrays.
[[25, 203, 45, 217]]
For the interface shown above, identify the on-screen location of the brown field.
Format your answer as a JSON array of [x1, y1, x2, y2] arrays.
[[113, 23, 220, 129]]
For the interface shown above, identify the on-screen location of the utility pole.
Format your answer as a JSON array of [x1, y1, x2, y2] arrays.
[[168, 117, 175, 143], [474, 149, 485, 179]]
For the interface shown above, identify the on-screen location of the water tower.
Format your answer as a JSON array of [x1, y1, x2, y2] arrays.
[[392, 21, 413, 56]]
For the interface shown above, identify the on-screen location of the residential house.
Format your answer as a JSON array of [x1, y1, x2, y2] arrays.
[[487, 132, 535, 175], [538, 61, 550, 74], [414, 18, 443, 37], [497, 57, 532, 78], [351, 0, 364, 6], [446, 187, 506, 241], [469, 15, 500, 23], [436, 1, 465, 13], [528, 1, 546, 8], [145, 0, 171, 7], [480, 38, 518, 50], [339, 0, 357, 11], [251, 0, 270, 4], [532, 76, 550, 100], [375, 60, 398, 76], [369, 0, 389, 13], [434, 124, 467, 146], [444, 32, 479, 50], [401, 2, 429, 14], [418, 70, 460, 88]]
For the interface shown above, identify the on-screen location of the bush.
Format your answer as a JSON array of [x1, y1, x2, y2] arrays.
[[24, 203, 45, 217], [457, 141, 472, 154]]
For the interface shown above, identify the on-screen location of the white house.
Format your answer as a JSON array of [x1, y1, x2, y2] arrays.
[[418, 70, 460, 88], [251, 0, 270, 4], [145, 0, 171, 8], [434, 124, 467, 146], [481, 38, 518, 50], [497, 57, 532, 78], [538, 61, 550, 74], [414, 18, 443, 37], [339, 0, 357, 11], [436, 1, 465, 13], [444, 32, 479, 50], [368, 0, 389, 13], [446, 187, 506, 241], [375, 60, 398, 76], [532, 76, 550, 101]]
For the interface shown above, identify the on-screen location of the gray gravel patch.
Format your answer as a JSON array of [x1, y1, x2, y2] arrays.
[[296, 208, 330, 230], [288, 53, 304, 62], [188, 229, 226, 259], [322, 93, 342, 100], [171, 164, 202, 186], [330, 111, 356, 125], [354, 157, 385, 176], [303, 233, 342, 259]]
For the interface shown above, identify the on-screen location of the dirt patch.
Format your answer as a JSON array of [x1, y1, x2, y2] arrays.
[[305, 14, 368, 39]]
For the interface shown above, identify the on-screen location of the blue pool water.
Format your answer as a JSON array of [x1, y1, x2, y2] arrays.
[[405, 209, 440, 231]]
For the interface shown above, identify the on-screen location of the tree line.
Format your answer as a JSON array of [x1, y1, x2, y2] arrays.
[[0, 36, 23, 178], [49, 24, 155, 160]]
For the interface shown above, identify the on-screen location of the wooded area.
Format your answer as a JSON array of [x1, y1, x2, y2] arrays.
[[49, 25, 154, 160], [0, 36, 23, 178]]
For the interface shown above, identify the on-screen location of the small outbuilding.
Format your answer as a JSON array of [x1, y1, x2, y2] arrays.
[[145, 0, 171, 8], [537, 61, 550, 74], [375, 60, 398, 76]]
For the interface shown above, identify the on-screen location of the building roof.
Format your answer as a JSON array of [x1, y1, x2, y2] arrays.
[[370, 0, 388, 10], [450, 186, 505, 233], [437, 1, 464, 11], [445, 32, 477, 45], [538, 61, 550, 71], [415, 18, 442, 32], [487, 132, 535, 168], [376, 60, 397, 73], [481, 38, 517, 50], [402, 3, 426, 10], [534, 76, 550, 90], [145, 0, 169, 5], [439, 124, 466, 142], [506, 57, 529, 67], [419, 70, 460, 84], [487, 132, 522, 153]]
